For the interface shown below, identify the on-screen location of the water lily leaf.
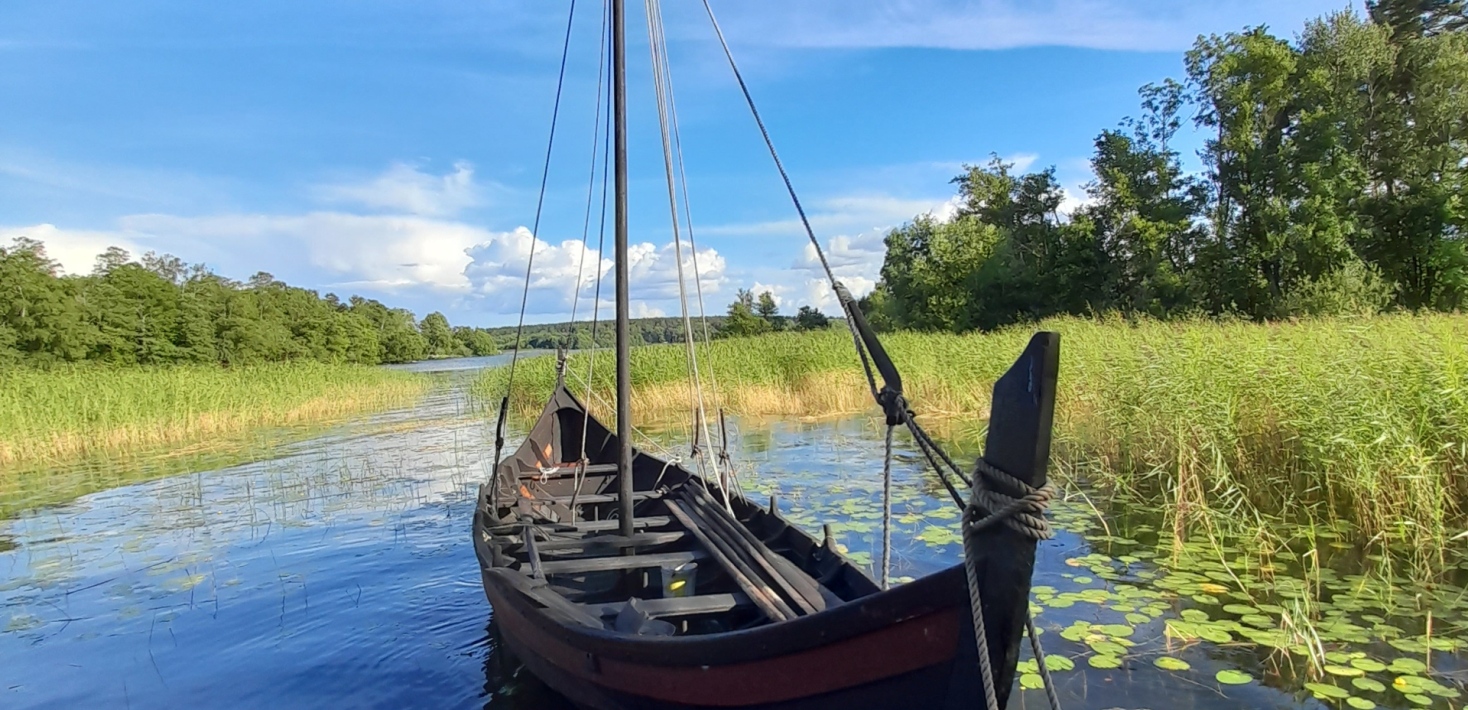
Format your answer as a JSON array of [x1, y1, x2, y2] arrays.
[[1346, 696, 1377, 709], [1125, 612, 1150, 625], [1388, 658, 1427, 674], [1353, 678, 1386, 693], [1215, 670, 1252, 685], [1197, 626, 1232, 644], [1199, 582, 1229, 595], [1164, 620, 1199, 640], [1350, 658, 1386, 673], [1017, 660, 1039, 674], [1180, 609, 1210, 622], [1325, 665, 1366, 678], [1192, 594, 1221, 605], [1073, 576, 1094, 585], [1087, 640, 1128, 656], [1019, 673, 1044, 690], [1096, 624, 1135, 638], [1222, 604, 1255, 615], [1307, 683, 1352, 700], [1060, 625, 1089, 642], [1404, 694, 1431, 706], [1087, 654, 1121, 669], [1043, 655, 1075, 672], [1153, 656, 1190, 671]]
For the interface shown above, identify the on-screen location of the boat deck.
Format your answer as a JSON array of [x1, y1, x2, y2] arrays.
[[487, 464, 844, 635]]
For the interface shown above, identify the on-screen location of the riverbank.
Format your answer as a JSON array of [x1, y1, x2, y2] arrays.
[[0, 363, 429, 469], [474, 313, 1468, 571]]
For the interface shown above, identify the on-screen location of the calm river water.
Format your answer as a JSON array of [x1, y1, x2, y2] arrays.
[[2, 357, 1463, 709]]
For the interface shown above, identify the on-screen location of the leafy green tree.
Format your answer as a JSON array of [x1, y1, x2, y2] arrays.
[[0, 238, 94, 361], [420, 311, 465, 358], [719, 289, 772, 338], [793, 306, 830, 330]]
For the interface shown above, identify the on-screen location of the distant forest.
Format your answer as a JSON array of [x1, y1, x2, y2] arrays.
[[488, 317, 728, 350], [862, 3, 1468, 333], [0, 239, 500, 366]]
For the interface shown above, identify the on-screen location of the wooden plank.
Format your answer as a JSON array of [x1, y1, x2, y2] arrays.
[[536, 550, 706, 576], [560, 516, 671, 533], [582, 593, 751, 619], [518, 462, 619, 480], [549, 490, 660, 506], [665, 499, 793, 622], [523, 526, 546, 580], [496, 571, 606, 629], [534, 531, 688, 553]]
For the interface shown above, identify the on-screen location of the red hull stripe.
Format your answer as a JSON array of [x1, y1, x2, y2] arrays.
[[495, 595, 960, 707]]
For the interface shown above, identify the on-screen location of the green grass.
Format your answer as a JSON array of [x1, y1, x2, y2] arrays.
[[474, 314, 1468, 570], [0, 363, 429, 468]]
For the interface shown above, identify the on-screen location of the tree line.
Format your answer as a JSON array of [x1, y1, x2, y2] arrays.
[[483, 316, 738, 351], [863, 2, 1468, 333], [0, 239, 499, 366]]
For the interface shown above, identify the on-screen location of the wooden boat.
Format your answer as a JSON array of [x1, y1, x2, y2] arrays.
[[473, 331, 1057, 709], [473, 1, 1060, 707]]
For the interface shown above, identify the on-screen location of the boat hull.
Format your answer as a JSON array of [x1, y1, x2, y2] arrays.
[[479, 564, 985, 710]]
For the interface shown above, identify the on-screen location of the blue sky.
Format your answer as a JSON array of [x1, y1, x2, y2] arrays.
[[1, 0, 1356, 326]]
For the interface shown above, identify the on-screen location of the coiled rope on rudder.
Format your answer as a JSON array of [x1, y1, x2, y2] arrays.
[[961, 456, 1059, 710]]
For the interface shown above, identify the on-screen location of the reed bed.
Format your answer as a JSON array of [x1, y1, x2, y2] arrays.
[[0, 363, 428, 468], [474, 314, 1468, 565]]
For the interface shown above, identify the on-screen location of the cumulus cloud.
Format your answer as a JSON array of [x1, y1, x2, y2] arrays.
[[703, 193, 950, 242], [0, 223, 146, 275], [121, 212, 485, 292], [313, 161, 482, 217], [461, 227, 725, 316], [710, 0, 1350, 52]]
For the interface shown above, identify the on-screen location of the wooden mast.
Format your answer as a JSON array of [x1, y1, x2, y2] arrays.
[[612, 0, 635, 540]]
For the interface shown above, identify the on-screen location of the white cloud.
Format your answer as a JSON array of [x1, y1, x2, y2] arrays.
[[461, 227, 725, 316], [703, 193, 949, 241], [313, 162, 482, 217], [121, 212, 484, 292], [711, 0, 1353, 52], [0, 223, 145, 275]]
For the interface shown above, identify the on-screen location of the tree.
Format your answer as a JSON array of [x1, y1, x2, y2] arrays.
[[420, 311, 465, 358], [793, 306, 830, 330], [719, 289, 772, 338]]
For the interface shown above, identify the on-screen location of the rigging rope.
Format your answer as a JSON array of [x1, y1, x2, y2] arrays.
[[494, 0, 579, 475], [698, 3, 1062, 707], [647, 0, 728, 510], [569, 0, 613, 522]]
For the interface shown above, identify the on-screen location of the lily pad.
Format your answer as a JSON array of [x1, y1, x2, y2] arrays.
[[1153, 656, 1191, 671], [1346, 697, 1377, 709], [1325, 665, 1366, 678], [1020, 673, 1044, 690], [1353, 678, 1386, 693], [1307, 683, 1352, 700], [1215, 670, 1252, 685], [1350, 658, 1387, 673], [1388, 658, 1427, 674], [1043, 655, 1075, 672], [1088, 654, 1122, 669], [1404, 694, 1431, 706]]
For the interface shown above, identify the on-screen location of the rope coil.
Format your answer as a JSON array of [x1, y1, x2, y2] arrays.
[[961, 456, 1059, 710], [966, 459, 1056, 541]]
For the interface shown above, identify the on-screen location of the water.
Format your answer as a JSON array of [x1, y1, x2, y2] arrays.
[[2, 369, 1465, 709]]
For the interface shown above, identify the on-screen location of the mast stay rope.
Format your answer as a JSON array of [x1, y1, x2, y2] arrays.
[[492, 0, 580, 480], [698, 2, 1061, 708], [645, 0, 731, 511]]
